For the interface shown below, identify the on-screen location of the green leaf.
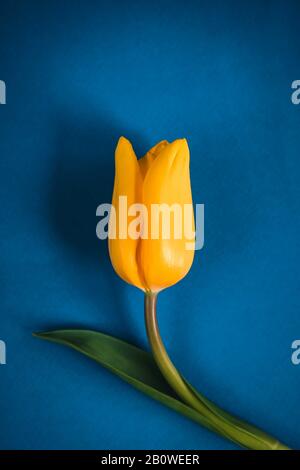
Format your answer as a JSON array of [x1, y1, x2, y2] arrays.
[[33, 329, 234, 443], [34, 329, 290, 450]]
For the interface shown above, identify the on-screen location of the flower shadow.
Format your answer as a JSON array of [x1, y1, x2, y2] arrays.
[[46, 108, 148, 344]]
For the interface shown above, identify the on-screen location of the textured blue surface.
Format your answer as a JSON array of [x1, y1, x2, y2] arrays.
[[0, 0, 300, 450]]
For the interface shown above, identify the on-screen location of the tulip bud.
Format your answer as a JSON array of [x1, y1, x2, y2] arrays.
[[108, 137, 195, 292]]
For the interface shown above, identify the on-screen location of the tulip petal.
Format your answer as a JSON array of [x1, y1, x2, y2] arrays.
[[108, 137, 145, 290], [138, 140, 168, 180], [139, 139, 195, 292]]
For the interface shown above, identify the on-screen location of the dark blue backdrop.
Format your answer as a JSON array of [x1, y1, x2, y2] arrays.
[[0, 0, 300, 450]]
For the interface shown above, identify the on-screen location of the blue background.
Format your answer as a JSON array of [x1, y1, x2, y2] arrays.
[[0, 0, 300, 450]]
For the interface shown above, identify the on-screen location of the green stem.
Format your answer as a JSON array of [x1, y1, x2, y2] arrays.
[[144, 292, 290, 450]]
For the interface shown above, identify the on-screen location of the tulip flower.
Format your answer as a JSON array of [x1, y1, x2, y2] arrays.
[[35, 137, 291, 451], [108, 136, 195, 293]]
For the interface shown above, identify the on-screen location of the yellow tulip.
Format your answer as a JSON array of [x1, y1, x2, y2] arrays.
[[36, 136, 290, 451], [108, 136, 195, 292]]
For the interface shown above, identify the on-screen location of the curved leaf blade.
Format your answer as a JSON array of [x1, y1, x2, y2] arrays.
[[33, 329, 234, 443]]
